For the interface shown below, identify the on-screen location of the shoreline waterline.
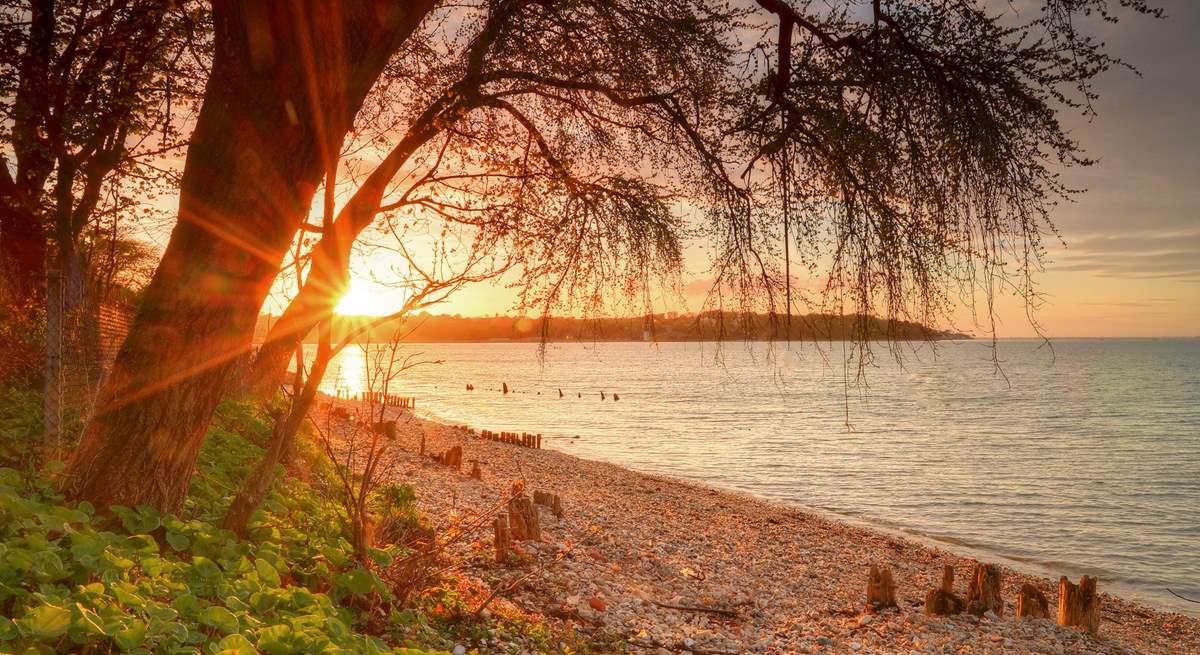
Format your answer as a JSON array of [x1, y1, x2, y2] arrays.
[[302, 338, 1200, 623], [315, 391, 1200, 653], [406, 400, 1198, 619]]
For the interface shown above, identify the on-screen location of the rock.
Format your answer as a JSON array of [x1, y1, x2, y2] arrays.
[[452, 645, 466, 655]]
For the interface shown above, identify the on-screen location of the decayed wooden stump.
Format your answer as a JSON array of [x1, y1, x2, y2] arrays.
[[469, 460, 482, 480], [507, 495, 541, 541], [1016, 583, 1050, 619], [533, 490, 564, 517], [493, 516, 511, 563], [966, 563, 1004, 616], [924, 564, 965, 616], [866, 564, 898, 610], [438, 445, 462, 469], [1058, 575, 1100, 634]]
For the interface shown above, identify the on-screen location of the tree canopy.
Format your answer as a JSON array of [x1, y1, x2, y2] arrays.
[[0, 0, 1163, 512]]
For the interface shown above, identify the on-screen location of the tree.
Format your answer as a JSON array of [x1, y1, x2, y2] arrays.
[[61, 0, 437, 513], [64, 0, 1157, 513], [0, 0, 205, 442]]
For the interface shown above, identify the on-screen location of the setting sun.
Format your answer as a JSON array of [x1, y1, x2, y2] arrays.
[[334, 282, 376, 315]]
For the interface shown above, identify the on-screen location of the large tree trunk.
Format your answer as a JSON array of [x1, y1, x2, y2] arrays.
[[62, 0, 436, 514]]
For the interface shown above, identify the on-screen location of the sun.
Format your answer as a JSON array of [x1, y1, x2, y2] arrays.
[[334, 283, 377, 315]]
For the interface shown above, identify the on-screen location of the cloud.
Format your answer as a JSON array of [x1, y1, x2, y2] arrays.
[[1047, 228, 1200, 279]]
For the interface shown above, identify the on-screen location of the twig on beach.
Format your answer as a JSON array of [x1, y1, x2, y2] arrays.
[[650, 600, 740, 618], [1167, 588, 1200, 604]]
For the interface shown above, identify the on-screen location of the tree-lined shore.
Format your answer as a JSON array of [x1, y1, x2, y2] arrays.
[[267, 312, 971, 344]]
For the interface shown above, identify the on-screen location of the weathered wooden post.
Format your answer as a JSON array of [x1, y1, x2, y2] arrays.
[[867, 564, 897, 610], [536, 434, 542, 449], [533, 490, 564, 518], [1016, 583, 1050, 619], [493, 516, 511, 563], [1057, 576, 1099, 634], [966, 563, 1004, 616], [508, 495, 541, 541], [924, 564, 964, 616]]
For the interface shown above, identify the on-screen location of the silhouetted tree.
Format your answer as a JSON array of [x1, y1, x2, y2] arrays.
[[62, 0, 436, 512], [50, 0, 1158, 513]]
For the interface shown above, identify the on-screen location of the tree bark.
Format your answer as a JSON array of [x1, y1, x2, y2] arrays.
[[62, 0, 436, 514]]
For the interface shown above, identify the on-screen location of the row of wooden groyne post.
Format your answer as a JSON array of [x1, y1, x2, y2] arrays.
[[866, 561, 1102, 635], [332, 388, 415, 408], [478, 429, 542, 449]]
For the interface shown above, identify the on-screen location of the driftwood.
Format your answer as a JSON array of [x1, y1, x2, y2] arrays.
[[507, 495, 541, 541], [924, 564, 965, 616], [966, 563, 1004, 616], [1016, 583, 1050, 619], [533, 490, 564, 517], [1058, 575, 1100, 634], [492, 516, 511, 563], [866, 564, 897, 610]]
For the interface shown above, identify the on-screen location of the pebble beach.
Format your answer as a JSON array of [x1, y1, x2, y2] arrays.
[[328, 400, 1200, 654]]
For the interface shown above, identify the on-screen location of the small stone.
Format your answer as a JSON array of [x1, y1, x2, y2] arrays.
[[452, 646, 466, 655], [858, 615, 874, 627], [816, 636, 834, 646]]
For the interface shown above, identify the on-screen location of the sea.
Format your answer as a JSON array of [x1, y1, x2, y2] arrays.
[[303, 338, 1200, 615]]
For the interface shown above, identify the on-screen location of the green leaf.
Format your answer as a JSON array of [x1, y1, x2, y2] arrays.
[[0, 468, 21, 488], [216, 633, 257, 655], [198, 605, 239, 635], [189, 556, 221, 578], [21, 603, 71, 639], [170, 593, 200, 618], [72, 603, 109, 637], [113, 619, 147, 652], [165, 531, 190, 552], [255, 624, 293, 655], [110, 506, 160, 534], [367, 548, 393, 568], [121, 534, 159, 555], [334, 569, 375, 595], [255, 558, 280, 587], [111, 583, 147, 609]]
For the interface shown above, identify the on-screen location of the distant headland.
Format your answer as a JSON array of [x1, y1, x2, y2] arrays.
[[254, 312, 972, 344]]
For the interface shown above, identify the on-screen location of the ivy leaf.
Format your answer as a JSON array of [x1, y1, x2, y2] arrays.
[[199, 605, 239, 635], [113, 619, 147, 652], [21, 603, 71, 639], [334, 569, 376, 596], [256, 624, 293, 655], [255, 558, 281, 587], [216, 633, 257, 655], [165, 531, 190, 551]]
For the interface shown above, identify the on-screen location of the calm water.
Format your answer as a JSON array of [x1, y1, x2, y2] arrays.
[[308, 339, 1200, 615]]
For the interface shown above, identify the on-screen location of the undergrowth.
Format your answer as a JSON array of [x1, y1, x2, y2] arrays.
[[0, 388, 624, 654]]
